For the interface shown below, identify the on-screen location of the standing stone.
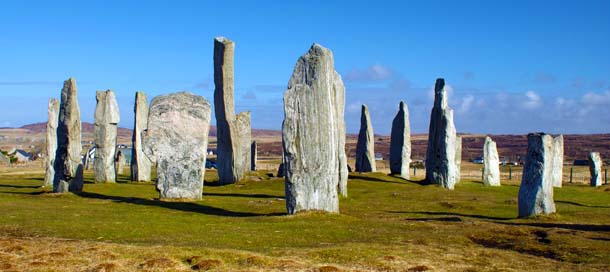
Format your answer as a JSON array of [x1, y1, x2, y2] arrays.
[[282, 43, 346, 214], [44, 98, 59, 187], [389, 101, 411, 179], [93, 90, 120, 183], [425, 78, 458, 189], [589, 152, 602, 187], [277, 163, 285, 178], [214, 36, 251, 184], [518, 133, 556, 217], [115, 150, 127, 176], [53, 78, 83, 193], [455, 136, 462, 183], [551, 135, 564, 188], [143, 92, 211, 200], [131, 91, 152, 181], [355, 104, 376, 172], [251, 141, 257, 171], [483, 136, 500, 186]]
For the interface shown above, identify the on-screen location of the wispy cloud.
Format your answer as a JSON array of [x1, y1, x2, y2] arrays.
[[345, 64, 395, 82]]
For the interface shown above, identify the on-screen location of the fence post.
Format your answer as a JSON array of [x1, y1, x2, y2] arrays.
[[413, 166, 416, 177], [605, 168, 608, 185], [509, 166, 512, 180], [481, 168, 484, 181], [569, 167, 573, 183]]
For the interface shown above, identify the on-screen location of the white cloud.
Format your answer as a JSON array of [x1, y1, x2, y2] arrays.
[[457, 95, 475, 114], [581, 90, 610, 106], [522, 91, 542, 109], [345, 65, 395, 82]]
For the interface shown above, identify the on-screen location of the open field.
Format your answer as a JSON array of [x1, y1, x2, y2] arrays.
[[0, 170, 609, 271]]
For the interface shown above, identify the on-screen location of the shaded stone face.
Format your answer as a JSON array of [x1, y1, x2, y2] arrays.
[[518, 133, 556, 217], [53, 78, 83, 193], [93, 90, 120, 183], [282, 43, 346, 214], [425, 78, 458, 190], [389, 101, 411, 179], [143, 92, 211, 200], [589, 152, 602, 187], [131, 91, 152, 182], [355, 104, 376, 173], [483, 136, 500, 186], [251, 141, 257, 171], [213, 36, 252, 184], [551, 135, 564, 188], [44, 98, 59, 187]]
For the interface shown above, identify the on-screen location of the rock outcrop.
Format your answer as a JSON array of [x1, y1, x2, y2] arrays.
[[483, 136, 500, 186], [93, 90, 120, 183], [251, 141, 257, 171], [282, 43, 347, 214], [355, 104, 376, 173], [518, 133, 556, 217], [143, 92, 211, 200], [589, 152, 602, 187], [44, 98, 59, 187], [53, 78, 84, 193], [551, 135, 564, 188], [131, 91, 152, 181], [214, 36, 251, 184], [389, 101, 410, 179], [425, 78, 458, 189]]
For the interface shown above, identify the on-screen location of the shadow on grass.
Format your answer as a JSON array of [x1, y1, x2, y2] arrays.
[[204, 192, 283, 199], [0, 184, 41, 189], [556, 200, 610, 208], [0, 190, 46, 195], [350, 173, 429, 186], [404, 216, 463, 222], [391, 211, 513, 221], [77, 191, 285, 217]]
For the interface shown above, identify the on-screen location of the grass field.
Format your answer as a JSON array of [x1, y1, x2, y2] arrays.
[[0, 170, 609, 271]]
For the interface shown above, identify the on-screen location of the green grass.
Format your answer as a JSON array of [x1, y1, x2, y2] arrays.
[[1, 171, 609, 271]]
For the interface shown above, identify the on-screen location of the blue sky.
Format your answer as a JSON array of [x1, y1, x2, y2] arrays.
[[1, 0, 609, 134]]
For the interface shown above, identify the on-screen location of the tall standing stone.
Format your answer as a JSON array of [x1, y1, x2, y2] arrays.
[[282, 43, 347, 214], [143, 92, 211, 200], [551, 135, 564, 188], [589, 152, 602, 187], [131, 91, 152, 181], [53, 78, 83, 193], [518, 133, 556, 217], [214, 36, 252, 184], [425, 78, 458, 189], [389, 101, 411, 179], [251, 141, 257, 171], [355, 104, 376, 173], [455, 136, 462, 183], [44, 98, 60, 187], [93, 90, 120, 183], [483, 136, 500, 186], [115, 149, 127, 176]]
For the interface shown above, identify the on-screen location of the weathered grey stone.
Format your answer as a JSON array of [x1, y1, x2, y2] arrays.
[[589, 152, 602, 187], [282, 43, 346, 214], [425, 78, 458, 189], [455, 136, 462, 183], [44, 98, 59, 187], [115, 149, 127, 175], [131, 91, 152, 181], [355, 104, 376, 173], [551, 135, 564, 188], [53, 78, 83, 193], [93, 90, 120, 183], [143, 92, 211, 200], [277, 163, 285, 178], [483, 136, 500, 186], [251, 141, 257, 171], [390, 101, 411, 179], [518, 133, 556, 217], [214, 36, 252, 184]]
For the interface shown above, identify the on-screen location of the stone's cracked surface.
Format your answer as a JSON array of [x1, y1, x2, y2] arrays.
[[131, 91, 152, 181], [389, 101, 410, 179], [589, 152, 602, 187], [44, 98, 59, 187], [425, 78, 458, 190], [143, 92, 211, 200], [355, 104, 376, 173], [214, 36, 252, 184], [282, 43, 346, 213], [483, 136, 500, 186], [93, 90, 120, 183], [53, 78, 83, 193], [518, 133, 556, 217], [551, 135, 564, 188]]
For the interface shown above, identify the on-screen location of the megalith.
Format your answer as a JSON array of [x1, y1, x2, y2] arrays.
[[143, 92, 211, 200], [589, 152, 602, 187], [115, 150, 127, 176], [44, 98, 59, 187], [355, 104, 376, 173], [389, 101, 411, 179], [251, 141, 257, 171], [93, 90, 120, 183], [53, 78, 84, 193], [282, 43, 347, 214], [551, 135, 564, 188], [518, 133, 556, 217], [214, 36, 251, 184], [425, 78, 458, 189], [483, 136, 500, 186], [131, 91, 152, 181], [455, 136, 462, 183]]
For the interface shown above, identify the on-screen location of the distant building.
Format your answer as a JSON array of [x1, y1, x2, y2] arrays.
[[14, 149, 31, 162]]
